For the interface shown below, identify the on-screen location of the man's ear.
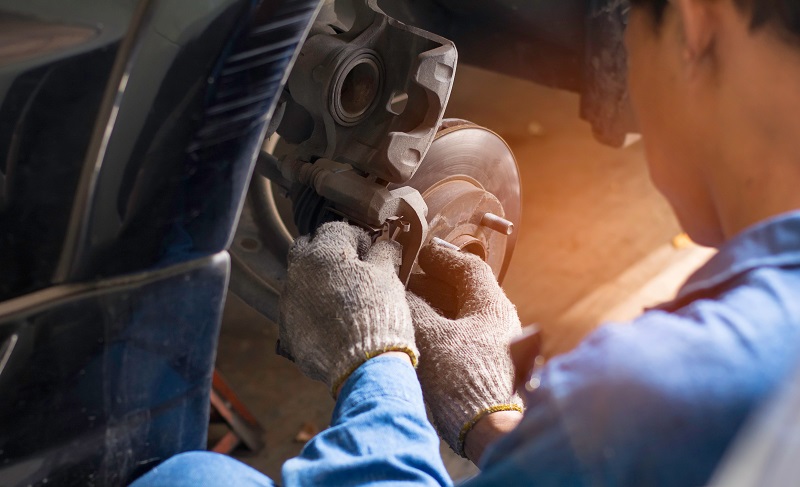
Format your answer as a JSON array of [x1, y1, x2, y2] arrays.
[[673, 0, 719, 64]]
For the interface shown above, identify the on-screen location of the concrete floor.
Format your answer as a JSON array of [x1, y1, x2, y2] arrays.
[[214, 66, 714, 481]]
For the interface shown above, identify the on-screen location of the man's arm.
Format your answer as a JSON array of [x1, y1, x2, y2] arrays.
[[127, 352, 451, 487], [463, 411, 523, 464], [282, 354, 452, 486], [277, 223, 453, 486], [406, 245, 524, 459]]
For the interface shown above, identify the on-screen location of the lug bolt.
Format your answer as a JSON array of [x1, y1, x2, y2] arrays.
[[481, 213, 514, 235], [432, 237, 460, 251]]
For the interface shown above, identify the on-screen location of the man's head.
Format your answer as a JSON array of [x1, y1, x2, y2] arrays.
[[625, 0, 800, 246]]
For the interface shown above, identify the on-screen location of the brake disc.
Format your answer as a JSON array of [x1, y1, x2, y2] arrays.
[[395, 119, 520, 282], [230, 119, 521, 321]]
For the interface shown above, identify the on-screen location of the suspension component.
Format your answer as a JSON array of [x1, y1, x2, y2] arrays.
[[229, 2, 518, 321], [277, 0, 457, 184]]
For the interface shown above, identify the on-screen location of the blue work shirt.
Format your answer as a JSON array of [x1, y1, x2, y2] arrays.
[[133, 211, 800, 486], [131, 357, 450, 487]]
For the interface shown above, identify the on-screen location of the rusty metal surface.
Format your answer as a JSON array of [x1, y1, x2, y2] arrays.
[[229, 3, 522, 320], [394, 120, 521, 282], [420, 179, 506, 275], [230, 120, 520, 319]]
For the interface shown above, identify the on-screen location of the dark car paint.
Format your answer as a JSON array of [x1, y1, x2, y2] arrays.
[[0, 0, 320, 484]]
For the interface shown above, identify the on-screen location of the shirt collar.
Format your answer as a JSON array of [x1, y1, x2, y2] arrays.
[[674, 210, 800, 303]]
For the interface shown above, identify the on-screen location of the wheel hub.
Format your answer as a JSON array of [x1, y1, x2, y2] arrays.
[[393, 119, 521, 282]]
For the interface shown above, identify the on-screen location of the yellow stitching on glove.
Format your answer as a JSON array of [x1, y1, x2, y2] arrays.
[[330, 346, 419, 397], [457, 403, 525, 456]]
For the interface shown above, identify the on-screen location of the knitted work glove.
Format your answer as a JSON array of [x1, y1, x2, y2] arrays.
[[408, 244, 524, 456], [279, 221, 418, 395]]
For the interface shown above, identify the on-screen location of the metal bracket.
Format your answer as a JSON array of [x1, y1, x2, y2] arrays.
[[278, 157, 428, 284], [279, 0, 457, 184], [385, 187, 427, 285]]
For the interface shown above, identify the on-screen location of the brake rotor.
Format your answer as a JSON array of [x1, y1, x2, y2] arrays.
[[392, 119, 521, 282]]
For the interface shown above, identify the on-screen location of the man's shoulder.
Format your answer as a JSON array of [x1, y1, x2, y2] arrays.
[[560, 274, 800, 398], [580, 256, 800, 374], [523, 289, 800, 484]]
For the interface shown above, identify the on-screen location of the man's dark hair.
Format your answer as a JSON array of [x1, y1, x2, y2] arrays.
[[630, 0, 800, 42]]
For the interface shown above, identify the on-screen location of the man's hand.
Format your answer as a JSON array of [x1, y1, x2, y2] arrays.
[[279, 222, 418, 396], [408, 244, 524, 460]]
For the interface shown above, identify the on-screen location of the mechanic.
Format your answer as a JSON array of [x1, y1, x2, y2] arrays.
[[133, 0, 800, 485]]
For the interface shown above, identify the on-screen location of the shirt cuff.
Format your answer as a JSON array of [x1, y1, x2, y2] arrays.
[[333, 355, 425, 424]]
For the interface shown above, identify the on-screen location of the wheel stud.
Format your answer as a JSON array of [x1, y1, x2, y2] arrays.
[[481, 213, 514, 235]]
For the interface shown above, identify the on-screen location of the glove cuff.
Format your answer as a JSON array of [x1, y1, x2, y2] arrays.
[[430, 391, 524, 458], [330, 345, 419, 397], [456, 402, 524, 457]]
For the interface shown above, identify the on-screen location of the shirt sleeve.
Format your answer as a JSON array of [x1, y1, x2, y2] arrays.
[[459, 386, 586, 487], [281, 356, 454, 487], [468, 317, 746, 487], [466, 292, 800, 487]]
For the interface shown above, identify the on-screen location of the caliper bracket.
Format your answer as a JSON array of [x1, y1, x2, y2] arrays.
[[279, 157, 428, 284]]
